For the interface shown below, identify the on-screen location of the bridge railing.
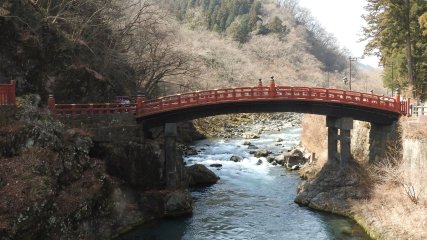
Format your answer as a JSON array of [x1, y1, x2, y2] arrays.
[[0, 80, 16, 106], [139, 86, 407, 117], [47, 86, 411, 118], [48, 95, 136, 116], [411, 105, 426, 116]]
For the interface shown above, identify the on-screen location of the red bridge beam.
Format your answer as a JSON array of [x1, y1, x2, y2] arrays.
[[0, 80, 16, 106]]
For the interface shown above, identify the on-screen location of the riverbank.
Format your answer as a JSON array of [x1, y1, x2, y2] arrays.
[[297, 114, 427, 240]]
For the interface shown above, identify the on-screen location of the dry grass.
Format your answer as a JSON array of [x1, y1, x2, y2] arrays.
[[299, 114, 328, 178], [354, 160, 427, 239], [301, 114, 327, 154]]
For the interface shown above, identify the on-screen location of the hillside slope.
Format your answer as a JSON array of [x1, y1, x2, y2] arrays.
[[159, 0, 385, 95]]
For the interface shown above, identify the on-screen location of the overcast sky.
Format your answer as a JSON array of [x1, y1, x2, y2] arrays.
[[298, 0, 379, 67]]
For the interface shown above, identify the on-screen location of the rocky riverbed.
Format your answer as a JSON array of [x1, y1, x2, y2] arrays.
[[192, 113, 301, 138]]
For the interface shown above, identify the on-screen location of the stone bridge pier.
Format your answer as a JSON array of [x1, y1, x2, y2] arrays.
[[164, 123, 187, 189], [326, 116, 354, 168]]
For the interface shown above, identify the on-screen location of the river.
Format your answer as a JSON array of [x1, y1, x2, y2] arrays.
[[122, 126, 370, 240]]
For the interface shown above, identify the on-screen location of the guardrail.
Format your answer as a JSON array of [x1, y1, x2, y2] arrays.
[[0, 80, 16, 105], [411, 105, 427, 116], [48, 95, 137, 116]]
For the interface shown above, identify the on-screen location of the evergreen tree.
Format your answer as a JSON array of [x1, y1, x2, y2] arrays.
[[228, 15, 250, 43], [362, 0, 427, 99]]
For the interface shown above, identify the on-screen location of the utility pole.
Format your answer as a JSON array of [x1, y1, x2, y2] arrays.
[[327, 71, 330, 88], [349, 56, 358, 91]]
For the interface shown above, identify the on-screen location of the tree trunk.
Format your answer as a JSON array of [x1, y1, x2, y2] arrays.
[[404, 0, 415, 98]]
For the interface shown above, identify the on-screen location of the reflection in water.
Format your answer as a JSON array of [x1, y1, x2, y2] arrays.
[[122, 128, 370, 240]]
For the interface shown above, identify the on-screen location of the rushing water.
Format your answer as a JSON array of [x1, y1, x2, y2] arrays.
[[122, 127, 370, 240]]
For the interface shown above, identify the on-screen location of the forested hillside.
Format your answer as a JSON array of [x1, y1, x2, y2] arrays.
[[155, 0, 382, 96], [167, 0, 347, 72]]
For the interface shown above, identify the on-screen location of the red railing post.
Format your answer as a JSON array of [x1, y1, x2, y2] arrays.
[[177, 94, 181, 106], [48, 94, 56, 113], [395, 90, 401, 113], [269, 76, 276, 97], [136, 95, 145, 117], [10, 80, 16, 105]]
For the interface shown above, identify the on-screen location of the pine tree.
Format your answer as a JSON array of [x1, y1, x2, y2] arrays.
[[362, 0, 427, 99]]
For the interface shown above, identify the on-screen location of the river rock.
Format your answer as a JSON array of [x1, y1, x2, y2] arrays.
[[139, 190, 193, 218], [266, 156, 275, 163], [256, 159, 263, 165], [243, 132, 260, 139], [254, 149, 270, 158], [184, 146, 198, 156], [187, 164, 220, 187], [247, 145, 259, 150], [274, 154, 285, 165], [165, 190, 193, 217], [210, 163, 223, 168], [284, 149, 307, 170], [230, 155, 242, 162], [275, 137, 284, 142], [242, 141, 252, 145]]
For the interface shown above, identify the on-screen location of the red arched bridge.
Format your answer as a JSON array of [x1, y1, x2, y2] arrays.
[[47, 82, 410, 127]]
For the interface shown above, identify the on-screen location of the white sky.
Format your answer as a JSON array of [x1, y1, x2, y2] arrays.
[[298, 0, 379, 67]]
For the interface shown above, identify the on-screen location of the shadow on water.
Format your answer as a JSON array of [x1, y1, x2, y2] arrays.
[[120, 217, 190, 240], [120, 211, 370, 240]]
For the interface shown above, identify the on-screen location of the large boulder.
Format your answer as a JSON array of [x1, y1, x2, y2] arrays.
[[254, 149, 270, 158], [243, 132, 260, 139], [284, 149, 307, 170], [274, 154, 286, 165], [230, 155, 242, 162], [186, 164, 220, 187], [183, 146, 198, 156], [139, 190, 193, 218]]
